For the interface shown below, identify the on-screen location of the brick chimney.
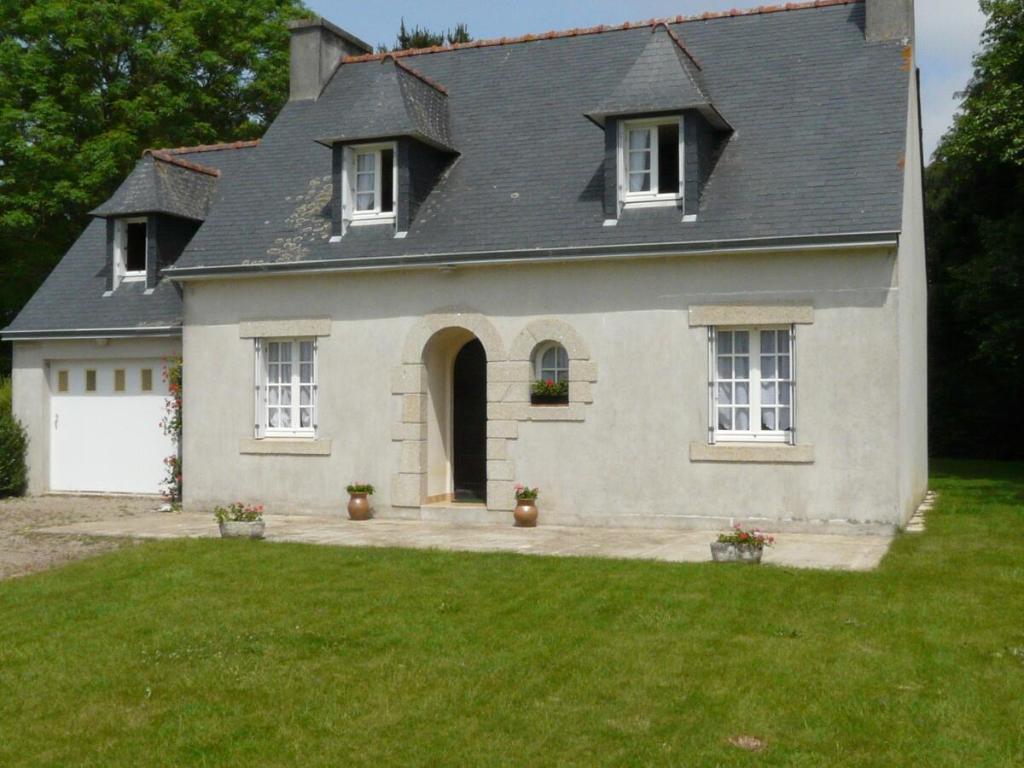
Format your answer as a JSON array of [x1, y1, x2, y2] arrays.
[[866, 0, 915, 42], [287, 17, 372, 101]]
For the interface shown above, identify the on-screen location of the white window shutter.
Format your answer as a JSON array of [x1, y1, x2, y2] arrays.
[[254, 339, 266, 439], [787, 325, 797, 446], [616, 120, 626, 215], [312, 338, 319, 432], [707, 326, 716, 444], [341, 146, 356, 235]]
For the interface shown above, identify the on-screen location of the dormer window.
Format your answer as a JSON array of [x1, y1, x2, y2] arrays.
[[621, 117, 682, 206], [114, 217, 147, 282], [346, 142, 396, 224]]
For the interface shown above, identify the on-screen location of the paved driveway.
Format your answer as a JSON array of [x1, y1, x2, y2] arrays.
[[38, 511, 895, 571]]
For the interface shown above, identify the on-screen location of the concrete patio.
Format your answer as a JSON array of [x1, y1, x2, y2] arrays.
[[38, 512, 895, 571]]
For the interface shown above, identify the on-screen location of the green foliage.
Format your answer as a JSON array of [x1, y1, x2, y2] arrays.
[[927, 0, 1024, 458], [0, 0, 311, 374], [513, 484, 538, 500], [377, 18, 471, 53], [345, 483, 374, 495], [213, 502, 264, 523], [716, 524, 775, 548], [531, 379, 568, 397], [0, 378, 27, 497]]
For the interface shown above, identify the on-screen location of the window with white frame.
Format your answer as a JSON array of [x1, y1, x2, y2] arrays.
[[532, 342, 569, 403], [621, 117, 682, 204], [711, 327, 794, 443], [255, 338, 317, 437], [114, 217, 147, 282], [346, 143, 396, 223], [535, 342, 569, 383]]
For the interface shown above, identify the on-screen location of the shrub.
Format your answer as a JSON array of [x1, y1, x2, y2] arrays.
[[346, 483, 374, 494], [0, 378, 27, 498]]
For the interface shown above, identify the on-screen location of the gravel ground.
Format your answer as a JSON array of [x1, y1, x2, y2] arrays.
[[0, 495, 159, 580]]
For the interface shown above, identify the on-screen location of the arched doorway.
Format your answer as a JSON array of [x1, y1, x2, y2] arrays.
[[452, 339, 487, 503]]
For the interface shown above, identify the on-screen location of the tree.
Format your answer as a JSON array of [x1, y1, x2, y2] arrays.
[[378, 19, 471, 53], [926, 0, 1024, 458], [0, 0, 311, 374]]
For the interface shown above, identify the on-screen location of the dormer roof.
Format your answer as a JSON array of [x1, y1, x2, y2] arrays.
[[315, 57, 455, 153], [586, 24, 730, 131], [90, 151, 223, 221]]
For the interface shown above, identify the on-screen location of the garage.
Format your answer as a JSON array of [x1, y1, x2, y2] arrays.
[[49, 360, 174, 494]]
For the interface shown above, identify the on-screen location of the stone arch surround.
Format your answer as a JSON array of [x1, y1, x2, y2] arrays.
[[391, 311, 597, 513]]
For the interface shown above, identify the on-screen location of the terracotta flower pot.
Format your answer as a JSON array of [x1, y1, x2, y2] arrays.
[[513, 499, 538, 527], [347, 492, 373, 521]]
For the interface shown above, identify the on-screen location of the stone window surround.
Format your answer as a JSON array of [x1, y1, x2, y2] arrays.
[[688, 303, 814, 464], [391, 310, 598, 512], [238, 318, 332, 455]]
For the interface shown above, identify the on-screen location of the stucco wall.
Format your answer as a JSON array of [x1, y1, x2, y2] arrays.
[[895, 58, 929, 524], [182, 247, 906, 530], [11, 337, 182, 494]]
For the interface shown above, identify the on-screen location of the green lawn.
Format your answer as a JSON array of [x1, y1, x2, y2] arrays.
[[1, 461, 1023, 766]]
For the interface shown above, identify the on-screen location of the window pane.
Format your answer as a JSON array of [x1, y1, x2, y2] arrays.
[[717, 357, 732, 379], [300, 341, 314, 362], [718, 408, 732, 430], [761, 382, 776, 405], [268, 388, 279, 405], [269, 409, 280, 428], [761, 355, 776, 379], [300, 409, 312, 428], [356, 153, 375, 172], [125, 222, 147, 272], [777, 331, 790, 353], [657, 122, 679, 195], [779, 408, 791, 430], [279, 408, 292, 428], [735, 382, 749, 405], [718, 332, 733, 353], [628, 128, 651, 150], [778, 356, 790, 379], [356, 174, 374, 193], [628, 151, 651, 172], [735, 408, 750, 430], [780, 382, 791, 405], [761, 331, 776, 353], [300, 363, 314, 384], [718, 383, 732, 405], [734, 332, 749, 353], [381, 149, 394, 213], [280, 385, 292, 406], [542, 347, 558, 369], [300, 386, 312, 406], [268, 343, 280, 363], [356, 192, 375, 211], [628, 172, 651, 192], [762, 410, 777, 430], [555, 346, 568, 368], [734, 356, 749, 379]]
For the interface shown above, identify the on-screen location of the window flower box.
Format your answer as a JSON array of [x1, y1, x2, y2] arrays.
[[214, 503, 265, 539], [531, 379, 568, 406]]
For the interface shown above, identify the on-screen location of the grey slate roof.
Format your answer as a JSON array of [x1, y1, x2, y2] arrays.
[[90, 154, 219, 221], [173, 1, 909, 275], [586, 25, 726, 129], [315, 58, 455, 152], [3, 144, 254, 337]]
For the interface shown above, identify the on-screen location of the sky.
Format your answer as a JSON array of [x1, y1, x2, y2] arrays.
[[306, 0, 987, 163]]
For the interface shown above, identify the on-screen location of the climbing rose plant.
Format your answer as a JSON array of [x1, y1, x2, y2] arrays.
[[160, 356, 183, 505]]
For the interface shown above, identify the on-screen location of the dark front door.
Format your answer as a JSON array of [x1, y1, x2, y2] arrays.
[[452, 339, 487, 503]]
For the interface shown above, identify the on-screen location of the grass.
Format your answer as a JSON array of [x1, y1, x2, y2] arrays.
[[1, 460, 1023, 766]]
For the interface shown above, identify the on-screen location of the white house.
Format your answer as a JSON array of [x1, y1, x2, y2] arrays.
[[4, 0, 927, 533]]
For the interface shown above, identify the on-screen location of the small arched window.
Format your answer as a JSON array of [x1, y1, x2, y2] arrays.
[[532, 342, 569, 404]]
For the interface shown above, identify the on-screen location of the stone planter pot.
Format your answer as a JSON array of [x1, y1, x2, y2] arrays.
[[347, 492, 373, 521], [219, 520, 265, 540], [710, 541, 764, 564], [513, 499, 538, 527]]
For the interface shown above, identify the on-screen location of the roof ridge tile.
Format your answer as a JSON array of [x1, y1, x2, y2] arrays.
[[342, 0, 860, 64], [145, 140, 261, 156]]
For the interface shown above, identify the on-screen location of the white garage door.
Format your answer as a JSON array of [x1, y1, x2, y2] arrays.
[[50, 360, 174, 494]]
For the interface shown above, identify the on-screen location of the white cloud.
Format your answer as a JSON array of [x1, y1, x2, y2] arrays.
[[915, 0, 986, 160]]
